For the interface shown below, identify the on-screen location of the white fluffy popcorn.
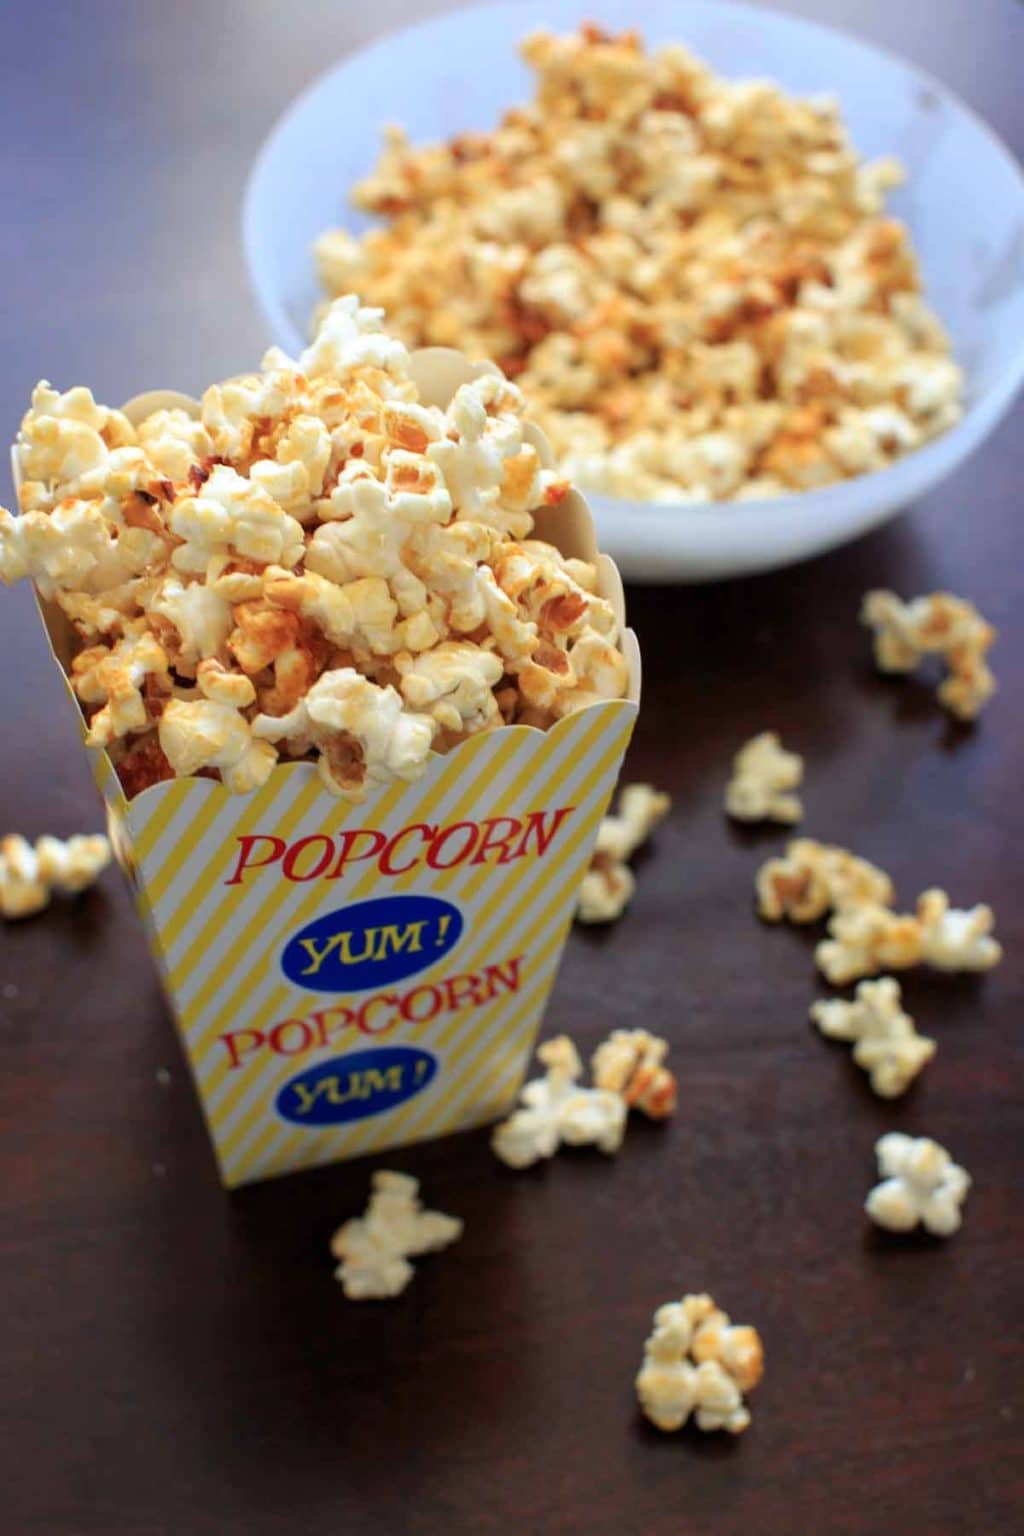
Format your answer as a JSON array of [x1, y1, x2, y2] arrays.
[[636, 1293, 764, 1435], [396, 643, 503, 734], [169, 465, 306, 575], [578, 782, 670, 923], [3, 295, 628, 801], [725, 731, 803, 824], [71, 630, 171, 748], [577, 858, 636, 924], [253, 668, 436, 801], [15, 381, 127, 499], [811, 977, 935, 1097], [591, 1028, 677, 1118], [159, 697, 277, 795], [916, 888, 1003, 972], [865, 1133, 971, 1237], [330, 1170, 463, 1299], [0, 832, 111, 919], [491, 1035, 627, 1168], [861, 590, 996, 721], [148, 575, 233, 671]]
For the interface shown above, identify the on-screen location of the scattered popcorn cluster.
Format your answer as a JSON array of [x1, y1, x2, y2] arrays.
[[862, 590, 996, 721], [330, 1170, 463, 1299], [491, 1028, 677, 1168], [725, 730, 803, 824], [316, 25, 962, 505], [0, 832, 110, 920], [865, 1133, 971, 1237], [811, 977, 935, 1098], [816, 886, 1002, 986], [635, 1293, 764, 1434], [755, 838, 1001, 988], [741, 640, 996, 1264], [577, 781, 670, 923], [0, 298, 629, 803]]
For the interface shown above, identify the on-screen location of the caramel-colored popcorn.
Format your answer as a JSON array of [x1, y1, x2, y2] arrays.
[[578, 782, 670, 923], [756, 838, 893, 923], [811, 977, 935, 1097], [725, 731, 803, 824], [2, 295, 628, 801], [591, 1028, 677, 1118], [0, 832, 111, 920], [815, 901, 925, 985], [815, 888, 1002, 985], [330, 1170, 463, 1299], [315, 27, 960, 504], [861, 590, 996, 720], [636, 1292, 764, 1435]]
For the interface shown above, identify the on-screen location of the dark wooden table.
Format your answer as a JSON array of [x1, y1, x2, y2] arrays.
[[2, 2, 1022, 1532]]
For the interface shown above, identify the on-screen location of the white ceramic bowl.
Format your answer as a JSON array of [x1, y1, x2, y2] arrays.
[[243, 0, 1024, 581]]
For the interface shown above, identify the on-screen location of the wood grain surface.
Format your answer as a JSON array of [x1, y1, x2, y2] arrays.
[[1, 3, 1021, 1532]]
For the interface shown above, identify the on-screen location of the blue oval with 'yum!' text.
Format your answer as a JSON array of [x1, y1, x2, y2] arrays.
[[281, 894, 463, 992], [275, 1047, 437, 1126]]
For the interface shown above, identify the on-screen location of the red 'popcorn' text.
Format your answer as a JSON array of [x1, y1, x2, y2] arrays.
[[218, 953, 523, 1069], [224, 808, 575, 886]]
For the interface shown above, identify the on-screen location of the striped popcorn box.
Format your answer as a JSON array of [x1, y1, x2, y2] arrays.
[[13, 352, 640, 1187]]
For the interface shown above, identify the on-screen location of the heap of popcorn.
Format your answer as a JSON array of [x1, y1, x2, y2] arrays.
[[0, 297, 629, 802], [315, 25, 962, 505]]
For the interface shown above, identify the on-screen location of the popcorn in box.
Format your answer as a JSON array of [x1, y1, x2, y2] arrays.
[[6, 325, 640, 1187]]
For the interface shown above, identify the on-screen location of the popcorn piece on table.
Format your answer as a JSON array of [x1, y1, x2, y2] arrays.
[[861, 590, 996, 720], [330, 1170, 463, 1299], [810, 977, 935, 1098], [725, 731, 803, 825], [3, 294, 630, 803], [815, 888, 1001, 984], [917, 888, 1002, 972], [815, 901, 924, 985], [591, 1028, 677, 1118], [636, 1292, 764, 1435], [491, 1035, 627, 1168], [577, 783, 670, 924], [756, 838, 893, 923], [865, 1133, 971, 1236], [576, 858, 635, 925], [0, 832, 111, 920]]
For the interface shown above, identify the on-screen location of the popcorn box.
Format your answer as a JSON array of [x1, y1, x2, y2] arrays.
[[12, 351, 640, 1187]]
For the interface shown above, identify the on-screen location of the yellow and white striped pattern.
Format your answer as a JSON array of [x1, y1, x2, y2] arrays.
[[98, 701, 635, 1187]]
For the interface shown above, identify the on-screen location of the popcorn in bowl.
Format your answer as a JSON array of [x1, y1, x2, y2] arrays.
[[314, 25, 962, 506], [2, 296, 632, 804]]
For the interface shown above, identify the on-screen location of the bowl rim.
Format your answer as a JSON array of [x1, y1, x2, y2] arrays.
[[242, 0, 1024, 527]]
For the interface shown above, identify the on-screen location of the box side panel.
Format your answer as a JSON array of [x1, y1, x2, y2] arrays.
[[125, 701, 635, 1187]]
